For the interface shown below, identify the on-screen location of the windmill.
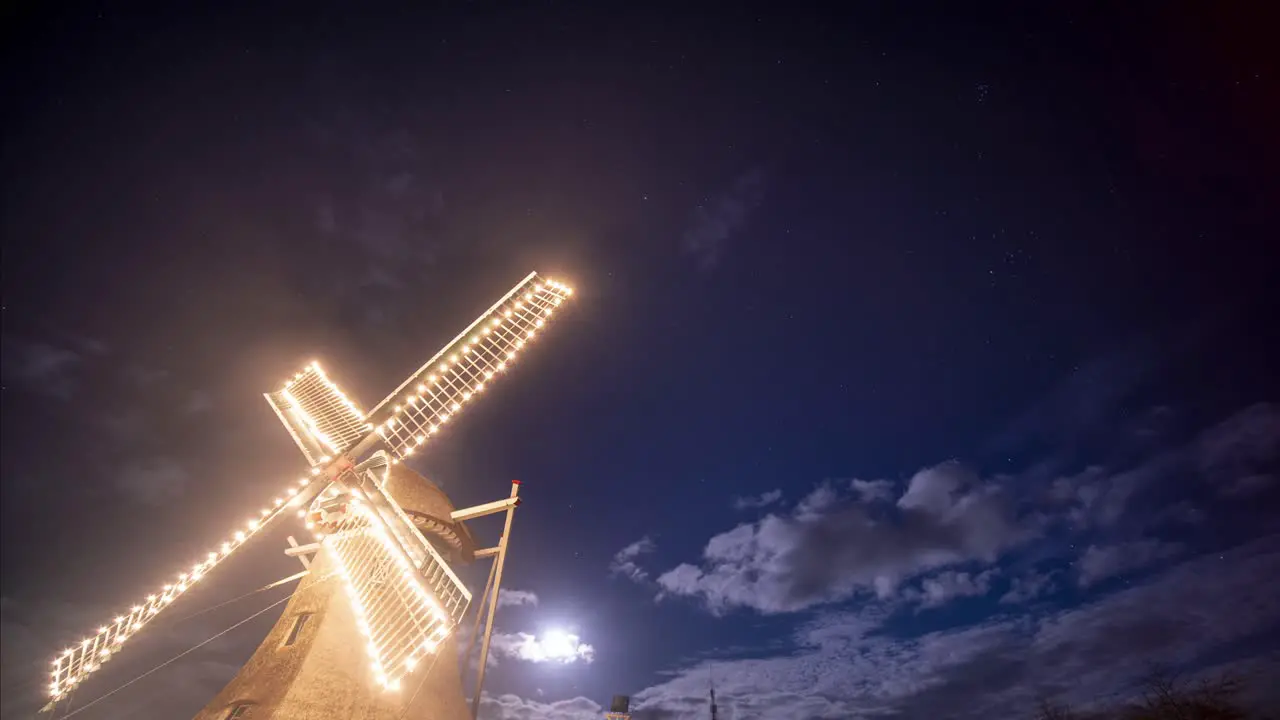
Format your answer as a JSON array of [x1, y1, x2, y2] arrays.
[[44, 271, 575, 719]]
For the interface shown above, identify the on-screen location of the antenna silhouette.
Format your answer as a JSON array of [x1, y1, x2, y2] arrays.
[[710, 665, 719, 720]]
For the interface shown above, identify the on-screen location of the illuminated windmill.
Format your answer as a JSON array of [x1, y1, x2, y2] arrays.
[[44, 272, 575, 720]]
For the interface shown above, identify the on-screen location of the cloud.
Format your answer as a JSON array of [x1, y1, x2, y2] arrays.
[[849, 479, 895, 503], [906, 569, 1000, 608], [479, 693, 601, 720], [1076, 539, 1183, 587], [116, 456, 191, 505], [497, 589, 539, 608], [611, 536, 657, 582], [999, 569, 1058, 605], [681, 169, 766, 270], [986, 335, 1182, 463], [731, 489, 782, 510], [655, 462, 1030, 614], [633, 537, 1280, 720], [0, 337, 83, 399], [1195, 402, 1280, 494], [488, 630, 595, 665]]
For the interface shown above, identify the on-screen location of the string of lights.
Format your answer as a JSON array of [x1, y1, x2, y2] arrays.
[[376, 278, 573, 461], [280, 363, 369, 456], [48, 470, 323, 699], [322, 485, 461, 691]]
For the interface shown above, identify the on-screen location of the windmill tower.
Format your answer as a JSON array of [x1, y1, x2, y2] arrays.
[[44, 272, 575, 720]]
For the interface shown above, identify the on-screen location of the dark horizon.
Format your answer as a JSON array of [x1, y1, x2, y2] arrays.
[[2, 2, 1278, 719]]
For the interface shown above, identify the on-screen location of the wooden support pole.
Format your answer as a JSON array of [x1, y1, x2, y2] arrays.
[[471, 480, 521, 720]]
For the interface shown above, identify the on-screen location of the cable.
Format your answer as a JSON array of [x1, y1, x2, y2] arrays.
[[6, 571, 310, 701], [398, 645, 444, 720], [169, 570, 308, 624], [55, 592, 297, 720]]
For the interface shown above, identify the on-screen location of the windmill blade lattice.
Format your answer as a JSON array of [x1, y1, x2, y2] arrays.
[[265, 363, 370, 466], [371, 276, 573, 462], [318, 456, 472, 690]]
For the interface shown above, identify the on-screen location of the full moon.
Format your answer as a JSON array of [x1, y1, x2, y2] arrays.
[[539, 629, 579, 660]]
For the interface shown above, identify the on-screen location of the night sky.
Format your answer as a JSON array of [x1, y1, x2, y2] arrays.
[[2, 2, 1278, 719]]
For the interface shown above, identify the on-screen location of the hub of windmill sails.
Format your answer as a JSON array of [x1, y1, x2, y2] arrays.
[[305, 475, 478, 564]]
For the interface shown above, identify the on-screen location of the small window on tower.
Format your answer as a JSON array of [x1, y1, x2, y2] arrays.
[[225, 703, 253, 720], [282, 612, 312, 647]]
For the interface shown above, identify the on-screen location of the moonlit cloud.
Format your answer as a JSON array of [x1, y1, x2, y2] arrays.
[[610, 536, 657, 582], [731, 489, 783, 510], [489, 630, 595, 665], [497, 589, 539, 608], [656, 462, 1031, 614]]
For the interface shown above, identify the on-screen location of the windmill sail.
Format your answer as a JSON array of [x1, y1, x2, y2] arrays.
[[370, 274, 573, 463], [319, 458, 472, 690], [265, 363, 370, 466]]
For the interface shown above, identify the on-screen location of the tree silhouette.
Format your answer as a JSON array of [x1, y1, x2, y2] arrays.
[[1034, 668, 1259, 720]]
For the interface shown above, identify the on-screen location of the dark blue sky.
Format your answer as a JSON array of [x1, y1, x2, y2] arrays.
[[2, 2, 1278, 719]]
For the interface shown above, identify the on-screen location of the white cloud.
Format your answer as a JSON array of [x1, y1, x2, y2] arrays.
[[497, 589, 539, 608], [479, 694, 601, 720], [655, 462, 1031, 614], [907, 569, 999, 608], [488, 630, 595, 665], [999, 569, 1058, 605], [610, 536, 657, 582], [850, 479, 895, 503], [1077, 539, 1182, 587], [732, 489, 782, 510], [634, 537, 1280, 720]]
